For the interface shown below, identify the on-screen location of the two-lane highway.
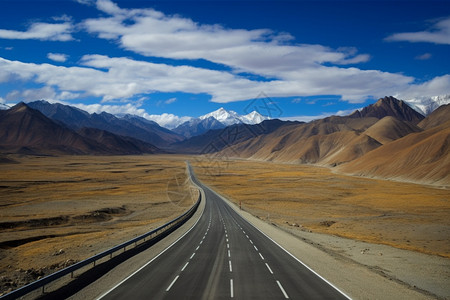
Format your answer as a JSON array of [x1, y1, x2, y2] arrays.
[[98, 165, 350, 299]]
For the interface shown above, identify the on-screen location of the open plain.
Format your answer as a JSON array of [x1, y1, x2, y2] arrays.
[[193, 158, 450, 258], [0, 155, 197, 294], [1, 155, 449, 298]]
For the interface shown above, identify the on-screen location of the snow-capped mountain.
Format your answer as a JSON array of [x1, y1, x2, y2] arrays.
[[0, 103, 10, 110], [404, 95, 450, 116], [240, 110, 269, 125], [199, 107, 268, 126], [174, 107, 269, 138]]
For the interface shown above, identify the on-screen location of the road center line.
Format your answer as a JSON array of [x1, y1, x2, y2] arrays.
[[254, 245, 258, 251], [196, 245, 199, 251], [166, 275, 179, 292], [227, 244, 230, 249], [259, 252, 265, 260], [265, 263, 273, 274], [228, 250, 231, 257], [190, 252, 196, 259], [230, 279, 234, 298], [277, 280, 289, 299], [229, 260, 233, 272], [250, 240, 253, 244], [181, 262, 189, 272]]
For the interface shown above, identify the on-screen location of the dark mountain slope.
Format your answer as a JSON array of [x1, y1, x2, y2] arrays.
[[27, 100, 184, 147], [349, 96, 425, 123], [0, 103, 160, 155]]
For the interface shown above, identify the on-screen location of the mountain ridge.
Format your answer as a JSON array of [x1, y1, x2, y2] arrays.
[[0, 103, 161, 155], [174, 107, 269, 138], [27, 100, 184, 147]]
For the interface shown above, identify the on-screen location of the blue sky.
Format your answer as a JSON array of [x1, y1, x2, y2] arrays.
[[0, 0, 449, 128]]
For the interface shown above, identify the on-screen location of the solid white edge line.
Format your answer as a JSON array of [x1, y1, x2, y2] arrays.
[[166, 275, 179, 292], [96, 178, 206, 300], [276, 280, 289, 299], [209, 185, 352, 300], [265, 263, 273, 274], [230, 279, 234, 298]]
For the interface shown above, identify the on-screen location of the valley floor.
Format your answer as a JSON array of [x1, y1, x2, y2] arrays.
[[192, 158, 450, 259], [0, 155, 448, 298], [0, 155, 196, 295]]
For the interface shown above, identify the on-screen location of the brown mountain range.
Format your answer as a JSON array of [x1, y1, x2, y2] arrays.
[[217, 97, 448, 185], [0, 103, 160, 155]]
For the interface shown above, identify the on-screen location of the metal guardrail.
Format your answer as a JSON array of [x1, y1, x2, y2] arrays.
[[1, 178, 201, 300]]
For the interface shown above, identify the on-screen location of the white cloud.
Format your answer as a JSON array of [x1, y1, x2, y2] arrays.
[[386, 17, 450, 45], [0, 0, 449, 106], [146, 113, 192, 129], [5, 86, 80, 102], [76, 1, 450, 103], [165, 97, 177, 104], [83, 0, 371, 78], [0, 53, 448, 106], [52, 15, 73, 22], [0, 22, 74, 41], [70, 102, 191, 128], [281, 108, 358, 123], [47, 53, 69, 62], [415, 53, 432, 60], [395, 75, 450, 100]]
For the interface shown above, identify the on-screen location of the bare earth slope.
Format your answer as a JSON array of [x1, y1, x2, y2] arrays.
[[418, 103, 450, 130], [221, 116, 381, 166], [363, 116, 422, 144], [338, 121, 450, 185]]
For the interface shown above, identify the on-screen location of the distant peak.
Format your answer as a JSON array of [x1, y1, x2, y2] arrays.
[[11, 102, 28, 111]]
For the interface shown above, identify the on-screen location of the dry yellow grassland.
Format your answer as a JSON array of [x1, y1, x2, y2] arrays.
[[0, 155, 197, 293], [192, 158, 450, 258]]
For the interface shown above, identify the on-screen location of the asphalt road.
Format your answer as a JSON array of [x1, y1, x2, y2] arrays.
[[98, 165, 350, 299]]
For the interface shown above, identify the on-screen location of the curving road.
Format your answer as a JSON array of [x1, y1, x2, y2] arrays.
[[98, 165, 350, 299]]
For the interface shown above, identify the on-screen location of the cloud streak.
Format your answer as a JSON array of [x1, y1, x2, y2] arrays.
[[47, 53, 69, 62], [386, 17, 450, 45], [0, 22, 74, 41]]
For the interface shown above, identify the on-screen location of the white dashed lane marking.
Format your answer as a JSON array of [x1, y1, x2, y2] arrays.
[[181, 262, 189, 272], [277, 280, 289, 299], [166, 275, 179, 292]]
